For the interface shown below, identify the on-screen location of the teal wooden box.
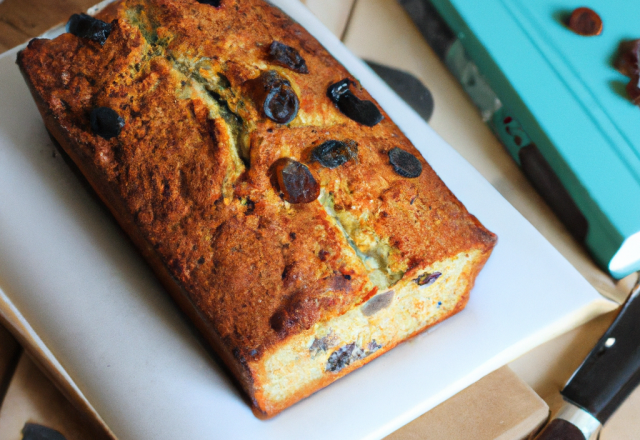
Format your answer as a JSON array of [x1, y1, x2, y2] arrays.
[[404, 0, 640, 278]]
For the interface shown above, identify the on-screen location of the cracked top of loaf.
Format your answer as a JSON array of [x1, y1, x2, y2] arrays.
[[18, 0, 496, 363]]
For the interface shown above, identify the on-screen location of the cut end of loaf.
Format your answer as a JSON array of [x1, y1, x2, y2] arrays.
[[250, 248, 491, 417]]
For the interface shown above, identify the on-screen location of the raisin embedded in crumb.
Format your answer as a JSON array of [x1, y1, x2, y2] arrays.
[[568, 7, 602, 36], [310, 330, 339, 358], [367, 340, 382, 353], [361, 291, 395, 317], [269, 41, 308, 74], [388, 147, 422, 178], [66, 13, 112, 45], [318, 249, 329, 261], [311, 140, 358, 169], [197, 0, 222, 7], [90, 107, 124, 139], [197, 256, 205, 265], [352, 346, 366, 362], [327, 79, 383, 127], [326, 343, 355, 373], [252, 71, 299, 124], [289, 232, 297, 240], [414, 271, 442, 286], [273, 158, 320, 204]]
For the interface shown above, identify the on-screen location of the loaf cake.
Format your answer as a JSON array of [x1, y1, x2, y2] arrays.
[[17, 0, 497, 418]]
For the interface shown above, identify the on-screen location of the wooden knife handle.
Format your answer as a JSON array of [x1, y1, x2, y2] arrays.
[[535, 419, 586, 440]]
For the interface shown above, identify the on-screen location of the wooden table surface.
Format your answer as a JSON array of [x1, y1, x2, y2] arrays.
[[0, 0, 97, 52], [0, 1, 639, 439]]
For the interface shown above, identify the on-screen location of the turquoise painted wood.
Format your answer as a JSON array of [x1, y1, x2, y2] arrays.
[[429, 0, 640, 278]]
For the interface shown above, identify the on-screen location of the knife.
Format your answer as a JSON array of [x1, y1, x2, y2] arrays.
[[535, 275, 640, 440]]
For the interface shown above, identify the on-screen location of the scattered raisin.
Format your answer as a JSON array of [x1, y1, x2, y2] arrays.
[[251, 71, 299, 124], [327, 79, 383, 127], [269, 41, 308, 74], [66, 13, 112, 45], [414, 271, 442, 286], [311, 140, 358, 169], [615, 39, 640, 77], [90, 107, 124, 139], [388, 147, 422, 178], [273, 158, 320, 204], [612, 39, 640, 106], [626, 75, 640, 105], [568, 7, 602, 36]]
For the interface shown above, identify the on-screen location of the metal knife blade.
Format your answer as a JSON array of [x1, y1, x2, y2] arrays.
[[365, 60, 434, 122], [535, 277, 640, 439]]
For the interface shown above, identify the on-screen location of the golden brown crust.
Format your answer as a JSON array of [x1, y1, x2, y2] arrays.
[[17, 0, 496, 417]]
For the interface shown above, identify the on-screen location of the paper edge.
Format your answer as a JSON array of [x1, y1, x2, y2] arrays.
[[0, 286, 116, 439]]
